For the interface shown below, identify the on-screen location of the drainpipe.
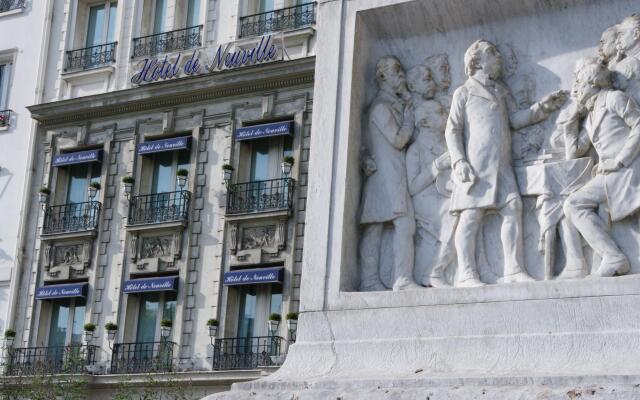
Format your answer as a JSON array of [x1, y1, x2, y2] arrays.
[[6, 0, 54, 339]]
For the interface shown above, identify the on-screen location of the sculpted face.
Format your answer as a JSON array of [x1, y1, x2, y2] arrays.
[[616, 20, 640, 53], [427, 56, 451, 91], [599, 26, 619, 61], [414, 100, 446, 133], [479, 44, 503, 80], [408, 66, 437, 98], [573, 71, 600, 106], [382, 59, 409, 96]]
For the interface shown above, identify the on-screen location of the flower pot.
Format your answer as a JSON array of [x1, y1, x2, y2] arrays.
[[107, 329, 117, 341], [160, 326, 171, 339], [83, 331, 94, 343], [177, 175, 187, 189], [5, 337, 14, 348], [222, 169, 233, 182], [208, 325, 218, 338], [267, 320, 280, 335], [38, 192, 49, 204], [281, 161, 293, 177], [287, 319, 298, 332], [87, 186, 98, 199], [122, 182, 133, 195]]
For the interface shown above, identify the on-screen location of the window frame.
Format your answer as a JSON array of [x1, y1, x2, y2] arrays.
[[45, 298, 87, 348], [83, 0, 118, 47], [134, 291, 177, 343]]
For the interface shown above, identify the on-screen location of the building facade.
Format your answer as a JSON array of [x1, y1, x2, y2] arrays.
[[0, 1, 49, 335], [3, 0, 316, 397]]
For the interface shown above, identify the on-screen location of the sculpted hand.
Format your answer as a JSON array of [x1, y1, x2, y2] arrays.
[[540, 90, 569, 113], [403, 100, 415, 128], [597, 159, 622, 174], [454, 160, 476, 183], [363, 157, 377, 176]]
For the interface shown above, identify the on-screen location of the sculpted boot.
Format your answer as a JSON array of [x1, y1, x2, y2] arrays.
[[499, 266, 536, 283], [455, 266, 485, 288], [590, 253, 630, 277], [556, 262, 587, 280]]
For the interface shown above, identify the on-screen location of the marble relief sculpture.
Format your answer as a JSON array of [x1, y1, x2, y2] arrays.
[[358, 14, 640, 291]]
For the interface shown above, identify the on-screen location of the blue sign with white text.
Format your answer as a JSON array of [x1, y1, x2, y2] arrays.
[[52, 149, 102, 167], [223, 267, 284, 286], [137, 137, 190, 155], [36, 283, 88, 300], [235, 121, 293, 141], [123, 276, 179, 293]]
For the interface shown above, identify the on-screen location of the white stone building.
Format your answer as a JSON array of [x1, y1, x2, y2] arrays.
[[0, 1, 48, 335], [4, 0, 316, 398]]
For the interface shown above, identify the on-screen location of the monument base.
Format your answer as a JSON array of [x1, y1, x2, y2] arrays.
[[206, 276, 640, 399]]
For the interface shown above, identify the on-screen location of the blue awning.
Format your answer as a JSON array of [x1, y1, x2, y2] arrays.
[[235, 121, 293, 141], [35, 283, 88, 300], [223, 267, 284, 286], [52, 149, 102, 167], [123, 276, 179, 293], [137, 137, 190, 155]]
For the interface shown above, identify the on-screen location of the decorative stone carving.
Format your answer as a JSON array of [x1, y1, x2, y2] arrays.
[[141, 235, 173, 258], [230, 222, 288, 266], [229, 223, 239, 254], [130, 231, 182, 274], [611, 15, 640, 105], [42, 241, 92, 282], [129, 233, 139, 262]]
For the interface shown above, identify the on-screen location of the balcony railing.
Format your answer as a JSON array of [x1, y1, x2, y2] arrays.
[[0, 109, 12, 128], [128, 190, 191, 226], [43, 201, 102, 235], [132, 25, 202, 59], [5, 345, 98, 376], [0, 0, 25, 13], [212, 336, 286, 370], [239, 2, 316, 38], [111, 341, 175, 374], [226, 177, 295, 215], [65, 42, 117, 72]]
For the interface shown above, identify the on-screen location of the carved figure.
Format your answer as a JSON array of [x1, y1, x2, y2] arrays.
[[599, 24, 621, 67], [562, 59, 640, 277], [612, 15, 640, 105], [445, 39, 567, 286], [359, 55, 420, 291], [424, 54, 452, 110], [406, 99, 454, 287]]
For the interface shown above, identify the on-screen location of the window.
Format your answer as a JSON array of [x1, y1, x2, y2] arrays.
[[186, 0, 200, 27], [135, 292, 177, 343], [65, 163, 101, 204], [236, 283, 282, 338], [259, 0, 274, 13], [85, 1, 118, 46], [0, 63, 10, 110], [246, 135, 293, 182], [149, 149, 190, 194], [153, 0, 167, 34], [47, 299, 86, 356]]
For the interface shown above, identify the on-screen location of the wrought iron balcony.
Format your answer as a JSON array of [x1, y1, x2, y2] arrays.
[[226, 178, 295, 215], [110, 341, 176, 374], [0, 109, 12, 128], [5, 345, 98, 376], [128, 190, 191, 226], [43, 201, 102, 235], [239, 2, 316, 38], [0, 0, 25, 13], [212, 336, 286, 370], [65, 42, 117, 72], [132, 25, 202, 59]]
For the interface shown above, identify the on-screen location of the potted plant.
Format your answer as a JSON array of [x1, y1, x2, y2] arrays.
[[87, 181, 101, 199], [286, 312, 298, 332], [105, 322, 118, 341], [83, 322, 96, 342], [38, 187, 51, 204], [281, 156, 295, 177], [206, 319, 219, 337], [222, 164, 234, 182], [4, 329, 16, 347], [122, 176, 134, 196], [268, 313, 281, 335], [176, 169, 189, 189], [160, 319, 173, 338]]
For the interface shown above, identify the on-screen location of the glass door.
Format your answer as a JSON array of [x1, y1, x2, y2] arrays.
[[47, 299, 86, 367], [134, 292, 177, 367], [186, 0, 200, 27], [153, 0, 167, 34]]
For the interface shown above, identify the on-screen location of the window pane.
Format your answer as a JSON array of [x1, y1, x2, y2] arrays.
[[175, 149, 190, 188], [107, 2, 118, 43], [0, 65, 4, 110], [67, 163, 89, 203], [153, 0, 167, 33], [269, 284, 283, 317], [48, 301, 70, 348], [250, 139, 270, 181], [151, 151, 174, 193], [237, 286, 257, 338], [282, 135, 293, 160], [186, 0, 200, 27], [86, 5, 106, 47], [136, 293, 160, 343], [162, 292, 177, 322], [259, 0, 274, 13], [70, 300, 86, 345]]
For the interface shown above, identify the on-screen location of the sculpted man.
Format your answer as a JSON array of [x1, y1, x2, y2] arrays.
[[562, 59, 640, 277], [359, 55, 420, 291], [406, 65, 456, 287], [446, 39, 566, 287], [613, 14, 640, 105]]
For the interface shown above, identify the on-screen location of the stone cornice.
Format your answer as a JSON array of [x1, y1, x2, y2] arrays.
[[29, 57, 316, 127]]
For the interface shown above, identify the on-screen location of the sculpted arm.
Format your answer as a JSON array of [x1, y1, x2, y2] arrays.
[[406, 147, 436, 196], [372, 103, 414, 150], [510, 90, 568, 130], [612, 92, 640, 167], [445, 88, 467, 166]]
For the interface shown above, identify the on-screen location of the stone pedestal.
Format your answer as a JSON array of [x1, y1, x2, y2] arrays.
[[206, 0, 640, 398]]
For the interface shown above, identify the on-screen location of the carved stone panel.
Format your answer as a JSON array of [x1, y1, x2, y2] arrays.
[[131, 231, 182, 275], [42, 241, 92, 283], [230, 221, 288, 266]]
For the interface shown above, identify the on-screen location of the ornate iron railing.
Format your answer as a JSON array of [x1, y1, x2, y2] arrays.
[[212, 336, 286, 370], [128, 190, 191, 225], [0, 0, 25, 13], [5, 345, 98, 376], [65, 42, 117, 72], [132, 25, 202, 58], [226, 178, 295, 215], [110, 341, 175, 374], [239, 2, 316, 38], [43, 201, 102, 235], [0, 109, 12, 128]]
